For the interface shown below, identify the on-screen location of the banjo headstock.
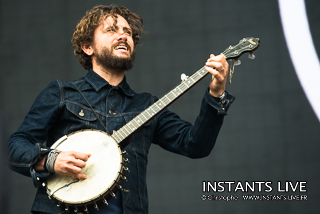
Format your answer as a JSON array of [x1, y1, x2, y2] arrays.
[[222, 37, 260, 59], [221, 37, 260, 83]]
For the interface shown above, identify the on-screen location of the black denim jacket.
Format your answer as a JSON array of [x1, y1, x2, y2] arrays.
[[7, 70, 234, 213]]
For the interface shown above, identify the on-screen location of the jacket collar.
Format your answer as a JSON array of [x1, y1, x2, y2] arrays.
[[85, 69, 134, 97]]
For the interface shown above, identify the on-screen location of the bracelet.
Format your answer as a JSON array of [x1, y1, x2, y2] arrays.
[[218, 91, 226, 105], [45, 149, 61, 173], [218, 91, 226, 99]]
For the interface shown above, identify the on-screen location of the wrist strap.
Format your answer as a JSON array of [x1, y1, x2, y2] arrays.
[[45, 149, 61, 173]]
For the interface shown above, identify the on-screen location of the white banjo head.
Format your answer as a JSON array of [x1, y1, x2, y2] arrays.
[[46, 129, 124, 207]]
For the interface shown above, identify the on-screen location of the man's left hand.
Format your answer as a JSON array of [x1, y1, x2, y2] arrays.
[[205, 54, 229, 97]]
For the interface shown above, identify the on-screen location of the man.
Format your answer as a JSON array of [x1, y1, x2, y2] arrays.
[[7, 5, 234, 214]]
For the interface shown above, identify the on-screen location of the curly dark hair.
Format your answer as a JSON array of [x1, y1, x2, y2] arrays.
[[71, 5, 147, 70]]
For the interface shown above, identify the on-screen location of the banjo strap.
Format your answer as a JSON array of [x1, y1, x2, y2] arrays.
[[71, 82, 108, 132]]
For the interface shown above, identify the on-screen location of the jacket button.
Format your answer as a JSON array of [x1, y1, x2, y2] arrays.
[[79, 110, 84, 117], [109, 110, 116, 115]]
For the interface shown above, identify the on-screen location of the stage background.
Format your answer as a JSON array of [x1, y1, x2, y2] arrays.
[[1, 0, 319, 213]]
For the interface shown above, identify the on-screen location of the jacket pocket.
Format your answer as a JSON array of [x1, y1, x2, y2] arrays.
[[64, 102, 102, 132], [66, 102, 98, 121]]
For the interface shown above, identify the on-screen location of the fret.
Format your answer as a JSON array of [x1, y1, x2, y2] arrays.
[[198, 67, 207, 77], [150, 107, 156, 115], [163, 95, 171, 104], [192, 72, 201, 81], [117, 129, 126, 140], [112, 133, 121, 143], [121, 126, 130, 136], [124, 125, 132, 135], [183, 77, 194, 86], [159, 99, 166, 107], [150, 106, 158, 114], [136, 117, 143, 125], [130, 120, 139, 129], [181, 81, 189, 90], [144, 108, 152, 117], [167, 91, 176, 100], [159, 98, 166, 106], [117, 134, 125, 142], [176, 86, 183, 93], [128, 123, 137, 131], [154, 101, 162, 110], [140, 112, 149, 122], [136, 114, 144, 122], [124, 124, 133, 132], [189, 75, 197, 84], [172, 87, 181, 97]]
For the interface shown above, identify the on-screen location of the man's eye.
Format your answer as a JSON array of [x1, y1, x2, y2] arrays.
[[106, 28, 115, 33], [125, 30, 132, 36]]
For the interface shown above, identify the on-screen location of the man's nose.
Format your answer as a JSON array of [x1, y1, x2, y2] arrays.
[[117, 29, 128, 41], [118, 33, 127, 42]]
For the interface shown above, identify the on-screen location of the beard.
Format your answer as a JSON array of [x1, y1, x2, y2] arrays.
[[94, 44, 136, 73]]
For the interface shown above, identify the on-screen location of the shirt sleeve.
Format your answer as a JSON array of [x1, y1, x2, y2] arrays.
[[153, 88, 235, 158], [7, 80, 62, 187]]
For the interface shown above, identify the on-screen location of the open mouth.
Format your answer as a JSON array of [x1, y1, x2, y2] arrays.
[[115, 45, 128, 51], [114, 42, 130, 52]]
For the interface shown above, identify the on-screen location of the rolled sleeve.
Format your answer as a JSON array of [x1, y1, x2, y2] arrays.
[[204, 88, 235, 115]]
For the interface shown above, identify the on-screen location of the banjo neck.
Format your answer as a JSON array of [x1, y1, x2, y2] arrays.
[[111, 65, 209, 144], [111, 37, 260, 144]]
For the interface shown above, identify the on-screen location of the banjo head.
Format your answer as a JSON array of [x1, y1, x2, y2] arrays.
[[46, 129, 125, 209]]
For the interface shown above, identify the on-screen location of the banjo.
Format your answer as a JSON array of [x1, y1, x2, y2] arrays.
[[46, 37, 260, 213]]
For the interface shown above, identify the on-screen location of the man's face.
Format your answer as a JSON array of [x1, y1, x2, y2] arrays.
[[91, 15, 135, 71]]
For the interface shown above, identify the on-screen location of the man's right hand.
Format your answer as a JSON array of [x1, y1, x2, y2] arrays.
[[54, 151, 91, 179]]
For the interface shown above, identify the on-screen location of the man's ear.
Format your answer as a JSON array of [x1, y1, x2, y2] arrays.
[[81, 43, 94, 56]]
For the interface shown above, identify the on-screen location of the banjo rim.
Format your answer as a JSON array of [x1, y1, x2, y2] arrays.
[[45, 129, 127, 209]]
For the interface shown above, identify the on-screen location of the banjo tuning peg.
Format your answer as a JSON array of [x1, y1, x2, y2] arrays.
[[235, 59, 241, 66], [248, 52, 255, 60]]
